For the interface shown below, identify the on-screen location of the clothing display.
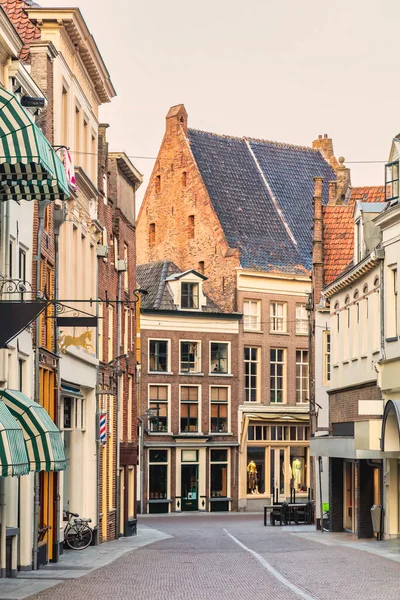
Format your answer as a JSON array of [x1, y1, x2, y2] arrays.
[[247, 460, 258, 494], [291, 459, 303, 490]]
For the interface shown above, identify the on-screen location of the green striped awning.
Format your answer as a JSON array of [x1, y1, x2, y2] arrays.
[[0, 389, 66, 472], [0, 401, 30, 477], [0, 88, 70, 201]]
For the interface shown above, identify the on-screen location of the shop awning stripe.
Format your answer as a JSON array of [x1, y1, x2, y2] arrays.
[[0, 401, 30, 477], [0, 389, 66, 472]]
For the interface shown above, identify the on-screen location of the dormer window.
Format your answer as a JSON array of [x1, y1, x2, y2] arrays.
[[181, 282, 199, 309], [385, 161, 399, 202]]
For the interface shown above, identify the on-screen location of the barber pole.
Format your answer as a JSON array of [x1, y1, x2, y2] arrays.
[[99, 412, 107, 445]]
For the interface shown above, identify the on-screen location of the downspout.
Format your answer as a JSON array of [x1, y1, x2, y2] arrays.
[[33, 200, 50, 571], [115, 269, 122, 537], [380, 258, 385, 361], [53, 202, 66, 562], [95, 252, 100, 546]]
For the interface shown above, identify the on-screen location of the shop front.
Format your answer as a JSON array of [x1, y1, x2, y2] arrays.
[[239, 413, 310, 511]]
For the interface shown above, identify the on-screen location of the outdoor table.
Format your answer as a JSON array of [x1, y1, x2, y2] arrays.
[[264, 503, 309, 526]]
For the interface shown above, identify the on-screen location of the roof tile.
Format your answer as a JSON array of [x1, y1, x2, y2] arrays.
[[0, 0, 41, 62]]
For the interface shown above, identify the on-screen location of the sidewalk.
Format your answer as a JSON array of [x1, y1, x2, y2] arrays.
[[294, 530, 400, 563], [0, 525, 171, 600]]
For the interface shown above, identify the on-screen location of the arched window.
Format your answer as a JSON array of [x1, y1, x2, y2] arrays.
[[363, 284, 368, 295], [374, 276, 380, 288], [353, 290, 359, 300]]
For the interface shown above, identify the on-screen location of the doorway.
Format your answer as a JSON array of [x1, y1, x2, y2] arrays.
[[270, 448, 286, 501], [343, 461, 356, 532], [181, 464, 198, 511]]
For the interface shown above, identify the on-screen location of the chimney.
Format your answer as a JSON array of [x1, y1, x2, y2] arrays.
[[166, 104, 188, 136], [312, 177, 324, 306], [312, 133, 339, 170]]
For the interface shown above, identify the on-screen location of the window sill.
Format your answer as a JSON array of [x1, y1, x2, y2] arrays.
[[386, 336, 399, 343], [333, 363, 339, 369], [208, 432, 233, 436], [243, 329, 263, 334], [342, 360, 350, 365], [148, 498, 172, 504], [360, 354, 368, 360], [179, 372, 204, 376], [209, 497, 232, 502], [148, 431, 172, 436], [269, 331, 289, 336], [351, 357, 358, 362], [295, 332, 308, 337], [208, 373, 233, 377], [295, 402, 309, 406], [148, 371, 174, 376]]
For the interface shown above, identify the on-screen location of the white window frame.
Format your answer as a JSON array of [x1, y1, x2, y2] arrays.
[[295, 349, 309, 404], [148, 338, 171, 374], [148, 383, 171, 433], [209, 448, 230, 502], [244, 346, 260, 403], [179, 384, 201, 434], [295, 303, 308, 335], [179, 340, 202, 374], [270, 302, 287, 333], [209, 341, 231, 375], [270, 348, 286, 403], [323, 331, 331, 386], [243, 299, 261, 332], [209, 385, 230, 434], [180, 281, 200, 310]]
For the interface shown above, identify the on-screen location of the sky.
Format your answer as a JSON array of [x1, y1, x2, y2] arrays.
[[39, 0, 398, 204]]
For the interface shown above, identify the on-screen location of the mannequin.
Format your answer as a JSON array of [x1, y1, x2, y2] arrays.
[[292, 458, 302, 490], [247, 460, 258, 494]]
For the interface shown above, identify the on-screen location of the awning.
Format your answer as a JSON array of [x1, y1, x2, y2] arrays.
[[0, 389, 66, 472], [0, 301, 48, 348], [0, 401, 30, 477], [240, 412, 310, 451], [0, 88, 70, 201]]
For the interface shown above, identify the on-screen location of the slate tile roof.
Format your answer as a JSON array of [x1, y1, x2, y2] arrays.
[[187, 129, 336, 274], [136, 261, 222, 312], [0, 0, 41, 61], [323, 186, 387, 285]]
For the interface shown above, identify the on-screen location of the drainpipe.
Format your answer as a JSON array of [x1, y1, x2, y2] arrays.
[[33, 200, 50, 571], [95, 251, 100, 546], [3, 201, 10, 278], [53, 202, 66, 562], [380, 258, 385, 361], [115, 270, 122, 537]]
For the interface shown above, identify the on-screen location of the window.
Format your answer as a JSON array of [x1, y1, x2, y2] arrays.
[[181, 282, 199, 309], [210, 449, 228, 498], [296, 350, 309, 403], [247, 447, 264, 494], [149, 340, 169, 372], [149, 450, 168, 500], [244, 347, 258, 402], [385, 161, 399, 202], [270, 302, 287, 333], [155, 175, 161, 194], [270, 348, 285, 403], [182, 171, 187, 187], [296, 304, 308, 335], [8, 239, 13, 278], [323, 331, 331, 385], [243, 300, 261, 331], [149, 223, 156, 247], [355, 219, 362, 262], [210, 387, 228, 433], [61, 85, 69, 144], [18, 248, 26, 282], [124, 308, 129, 353], [210, 342, 229, 374], [63, 397, 73, 429], [149, 385, 168, 432], [180, 386, 199, 432], [248, 424, 310, 442], [74, 104, 80, 157], [188, 215, 195, 239], [180, 341, 201, 373], [108, 305, 113, 361], [83, 118, 89, 172], [393, 268, 398, 337], [198, 261, 204, 275]]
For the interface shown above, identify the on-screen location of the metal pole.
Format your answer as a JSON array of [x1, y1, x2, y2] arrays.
[[95, 266, 101, 546], [115, 270, 122, 537], [33, 201, 49, 571]]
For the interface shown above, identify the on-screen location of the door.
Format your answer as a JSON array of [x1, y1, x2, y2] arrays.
[[270, 448, 286, 502], [181, 464, 198, 511], [343, 461, 355, 532]]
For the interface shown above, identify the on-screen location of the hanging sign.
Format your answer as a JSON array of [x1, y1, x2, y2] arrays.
[[99, 412, 107, 445]]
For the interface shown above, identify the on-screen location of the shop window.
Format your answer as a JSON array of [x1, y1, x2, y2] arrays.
[[149, 385, 169, 432], [295, 350, 309, 403], [149, 450, 168, 500], [244, 347, 259, 402], [270, 348, 286, 403], [290, 447, 307, 493], [180, 341, 201, 373], [210, 387, 228, 433], [295, 303, 308, 335], [210, 342, 229, 374], [247, 447, 264, 494], [243, 299, 261, 331], [149, 340, 169, 372], [210, 449, 228, 498], [181, 282, 199, 309], [270, 302, 287, 333], [180, 386, 199, 432]]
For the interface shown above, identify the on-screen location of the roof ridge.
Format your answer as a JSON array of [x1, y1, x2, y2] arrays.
[[188, 127, 321, 153], [153, 260, 170, 310]]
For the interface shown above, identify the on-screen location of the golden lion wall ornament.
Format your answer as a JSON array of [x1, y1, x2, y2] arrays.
[[59, 330, 95, 354]]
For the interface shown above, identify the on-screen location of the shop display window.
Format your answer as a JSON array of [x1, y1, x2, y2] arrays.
[[210, 449, 228, 498], [247, 447, 265, 494], [290, 447, 307, 493], [149, 450, 168, 499]]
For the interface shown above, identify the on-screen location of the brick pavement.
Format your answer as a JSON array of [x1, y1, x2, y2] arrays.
[[23, 514, 400, 600]]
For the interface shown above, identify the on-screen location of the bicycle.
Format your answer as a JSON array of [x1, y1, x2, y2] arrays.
[[321, 502, 330, 532], [64, 510, 93, 550]]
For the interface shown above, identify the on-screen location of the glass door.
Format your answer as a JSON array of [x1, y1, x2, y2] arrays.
[[343, 461, 355, 532], [270, 448, 286, 502], [181, 464, 198, 511]]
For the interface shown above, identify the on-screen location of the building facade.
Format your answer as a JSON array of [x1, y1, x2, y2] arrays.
[[137, 262, 241, 513]]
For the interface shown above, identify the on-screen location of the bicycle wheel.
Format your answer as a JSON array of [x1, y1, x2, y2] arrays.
[[66, 525, 93, 550], [322, 511, 330, 532]]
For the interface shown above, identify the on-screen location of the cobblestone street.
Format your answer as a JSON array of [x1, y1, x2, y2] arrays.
[[21, 514, 400, 600]]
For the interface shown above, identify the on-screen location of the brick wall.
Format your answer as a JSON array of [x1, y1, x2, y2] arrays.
[[136, 106, 240, 312], [329, 382, 382, 429]]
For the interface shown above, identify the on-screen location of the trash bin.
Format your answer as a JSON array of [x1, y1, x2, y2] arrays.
[[370, 505, 382, 540]]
